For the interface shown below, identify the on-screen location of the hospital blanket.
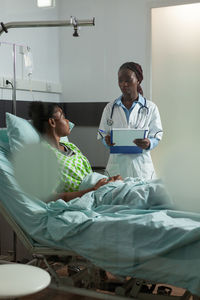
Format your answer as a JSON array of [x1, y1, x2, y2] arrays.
[[1, 142, 200, 296]]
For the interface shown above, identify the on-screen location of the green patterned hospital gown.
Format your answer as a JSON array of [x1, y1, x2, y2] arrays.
[[47, 142, 92, 192]]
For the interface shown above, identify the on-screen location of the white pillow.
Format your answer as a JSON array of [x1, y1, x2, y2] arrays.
[[6, 113, 40, 152], [6, 112, 71, 152]]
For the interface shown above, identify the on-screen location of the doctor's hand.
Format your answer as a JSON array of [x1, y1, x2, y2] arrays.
[[105, 135, 115, 146], [133, 138, 150, 150]]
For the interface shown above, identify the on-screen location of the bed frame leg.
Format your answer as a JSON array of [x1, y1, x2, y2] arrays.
[[191, 295, 200, 300], [27, 254, 60, 284], [181, 290, 194, 300], [115, 278, 143, 297]]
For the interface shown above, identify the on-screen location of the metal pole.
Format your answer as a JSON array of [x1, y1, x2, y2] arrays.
[[12, 43, 17, 115], [0, 18, 95, 36], [11, 46, 17, 258]]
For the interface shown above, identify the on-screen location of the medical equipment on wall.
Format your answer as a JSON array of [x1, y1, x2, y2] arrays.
[[0, 16, 95, 115], [23, 47, 35, 100], [0, 41, 28, 114], [107, 97, 149, 128], [0, 42, 36, 110], [23, 47, 34, 77], [0, 17, 95, 37]]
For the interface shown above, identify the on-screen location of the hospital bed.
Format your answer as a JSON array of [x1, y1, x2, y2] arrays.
[[0, 202, 193, 300], [0, 201, 165, 300], [0, 123, 200, 300]]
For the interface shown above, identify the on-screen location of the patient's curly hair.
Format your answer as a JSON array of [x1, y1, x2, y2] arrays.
[[119, 62, 144, 95], [29, 101, 61, 134]]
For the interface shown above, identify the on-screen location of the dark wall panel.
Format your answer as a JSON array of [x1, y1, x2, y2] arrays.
[[0, 100, 107, 128], [0, 100, 12, 128], [62, 102, 107, 126]]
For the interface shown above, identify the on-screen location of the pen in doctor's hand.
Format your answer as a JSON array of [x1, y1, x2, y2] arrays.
[[98, 129, 107, 134], [98, 130, 115, 146], [98, 129, 107, 139]]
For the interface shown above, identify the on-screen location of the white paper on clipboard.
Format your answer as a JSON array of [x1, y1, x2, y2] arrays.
[[112, 128, 148, 146]]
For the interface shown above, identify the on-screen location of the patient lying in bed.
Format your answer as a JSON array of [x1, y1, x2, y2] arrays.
[[1, 103, 200, 296]]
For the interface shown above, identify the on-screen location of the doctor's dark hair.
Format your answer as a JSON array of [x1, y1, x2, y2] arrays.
[[29, 101, 62, 134], [119, 62, 144, 95]]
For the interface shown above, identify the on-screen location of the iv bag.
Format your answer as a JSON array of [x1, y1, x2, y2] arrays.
[[24, 47, 34, 76]]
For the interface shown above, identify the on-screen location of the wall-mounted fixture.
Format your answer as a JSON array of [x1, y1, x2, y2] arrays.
[[37, 0, 55, 8], [0, 17, 95, 37], [0, 17, 95, 115]]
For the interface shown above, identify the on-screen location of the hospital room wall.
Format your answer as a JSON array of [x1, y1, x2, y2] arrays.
[[58, 0, 149, 102], [0, 0, 61, 102], [150, 1, 200, 181]]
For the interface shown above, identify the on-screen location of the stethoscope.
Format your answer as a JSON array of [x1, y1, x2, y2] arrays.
[[107, 98, 149, 129]]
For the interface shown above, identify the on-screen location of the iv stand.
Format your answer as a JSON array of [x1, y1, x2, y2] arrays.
[[0, 17, 95, 115], [12, 43, 17, 115]]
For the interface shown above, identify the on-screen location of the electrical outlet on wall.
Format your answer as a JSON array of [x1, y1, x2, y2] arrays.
[[3, 78, 12, 88], [0, 77, 61, 93]]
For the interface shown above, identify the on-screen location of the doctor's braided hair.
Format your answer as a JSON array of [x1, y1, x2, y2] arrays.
[[29, 101, 62, 134], [119, 62, 144, 95]]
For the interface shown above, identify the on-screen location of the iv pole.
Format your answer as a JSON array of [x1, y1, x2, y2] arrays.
[[12, 43, 16, 115], [0, 17, 95, 115]]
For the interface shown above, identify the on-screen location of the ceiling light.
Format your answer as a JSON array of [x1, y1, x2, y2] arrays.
[[37, 0, 55, 8]]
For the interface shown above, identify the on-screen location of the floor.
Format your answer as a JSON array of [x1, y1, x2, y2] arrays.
[[17, 274, 186, 300], [19, 288, 100, 300], [15, 261, 113, 300], [0, 259, 187, 300], [18, 285, 186, 300]]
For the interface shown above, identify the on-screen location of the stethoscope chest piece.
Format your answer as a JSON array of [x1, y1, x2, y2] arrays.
[[107, 119, 113, 126]]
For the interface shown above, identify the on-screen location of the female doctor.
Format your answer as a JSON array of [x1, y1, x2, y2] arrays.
[[98, 62, 163, 180]]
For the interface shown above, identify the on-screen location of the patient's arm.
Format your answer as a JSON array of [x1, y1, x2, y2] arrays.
[[56, 189, 95, 202], [55, 177, 122, 202]]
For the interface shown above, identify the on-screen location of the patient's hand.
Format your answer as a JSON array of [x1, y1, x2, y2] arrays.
[[94, 175, 123, 190], [94, 178, 109, 190], [110, 175, 123, 181]]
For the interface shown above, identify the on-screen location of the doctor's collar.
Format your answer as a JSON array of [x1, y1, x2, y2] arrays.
[[137, 94, 145, 107], [115, 94, 145, 106]]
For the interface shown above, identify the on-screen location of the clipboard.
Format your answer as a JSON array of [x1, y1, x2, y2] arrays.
[[110, 128, 148, 154]]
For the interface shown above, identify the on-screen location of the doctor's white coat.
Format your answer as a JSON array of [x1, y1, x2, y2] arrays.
[[98, 95, 163, 180]]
